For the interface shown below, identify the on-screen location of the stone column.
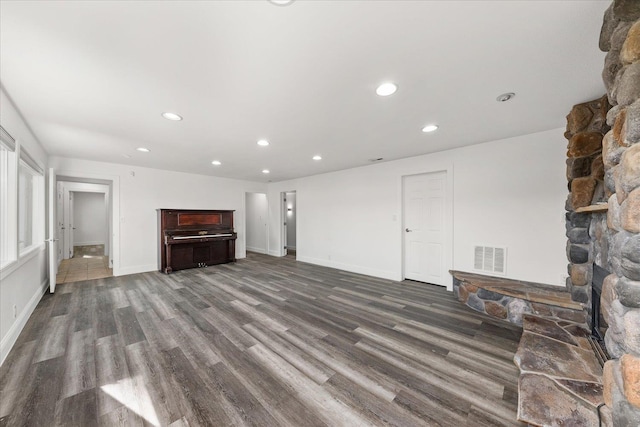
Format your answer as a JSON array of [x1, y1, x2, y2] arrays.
[[599, 1, 640, 425], [564, 97, 610, 310]]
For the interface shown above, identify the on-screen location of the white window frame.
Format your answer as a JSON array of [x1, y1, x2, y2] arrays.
[[0, 127, 17, 270], [18, 156, 44, 257], [0, 125, 45, 277]]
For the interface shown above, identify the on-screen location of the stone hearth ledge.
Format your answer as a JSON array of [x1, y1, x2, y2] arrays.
[[514, 315, 611, 426], [450, 271, 584, 326]]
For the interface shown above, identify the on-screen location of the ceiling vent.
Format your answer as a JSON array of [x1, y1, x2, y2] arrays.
[[474, 246, 507, 275]]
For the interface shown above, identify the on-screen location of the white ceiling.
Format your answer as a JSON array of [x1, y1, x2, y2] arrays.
[[1, 0, 609, 182]]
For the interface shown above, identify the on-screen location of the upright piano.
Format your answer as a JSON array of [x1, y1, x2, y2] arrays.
[[158, 209, 237, 274]]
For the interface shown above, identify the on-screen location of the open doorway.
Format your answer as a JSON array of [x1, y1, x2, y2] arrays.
[[245, 192, 268, 255], [283, 191, 296, 258], [56, 179, 113, 284], [71, 191, 109, 257]]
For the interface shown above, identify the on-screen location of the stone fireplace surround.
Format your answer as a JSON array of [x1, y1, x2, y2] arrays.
[[526, 1, 640, 423], [597, 1, 640, 425], [518, 1, 640, 421], [452, 2, 640, 425]]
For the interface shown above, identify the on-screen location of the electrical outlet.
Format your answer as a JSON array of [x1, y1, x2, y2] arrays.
[[13, 304, 17, 319]]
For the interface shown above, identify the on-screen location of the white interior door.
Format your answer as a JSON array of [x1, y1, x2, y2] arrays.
[[63, 188, 70, 259], [56, 182, 64, 264], [282, 192, 287, 256], [403, 171, 446, 285], [69, 192, 74, 256], [63, 190, 75, 258], [47, 168, 57, 293]]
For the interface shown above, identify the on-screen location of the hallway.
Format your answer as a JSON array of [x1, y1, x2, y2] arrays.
[[55, 245, 112, 284]]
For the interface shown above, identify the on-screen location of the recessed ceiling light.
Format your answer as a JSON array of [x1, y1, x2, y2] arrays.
[[496, 92, 515, 102], [421, 124, 439, 133], [376, 82, 398, 97], [161, 112, 183, 121], [312, 155, 322, 161], [269, 0, 294, 5], [262, 169, 270, 174], [211, 160, 222, 166], [257, 139, 270, 146], [136, 147, 150, 152]]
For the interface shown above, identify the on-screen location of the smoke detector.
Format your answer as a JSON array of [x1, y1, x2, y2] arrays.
[[496, 93, 516, 102]]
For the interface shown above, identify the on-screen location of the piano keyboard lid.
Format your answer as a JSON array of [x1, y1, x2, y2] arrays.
[[171, 234, 234, 240]]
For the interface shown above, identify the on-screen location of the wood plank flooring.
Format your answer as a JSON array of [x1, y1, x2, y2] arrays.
[[0, 253, 525, 426]]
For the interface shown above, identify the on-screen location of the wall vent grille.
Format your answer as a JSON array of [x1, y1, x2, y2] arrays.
[[474, 246, 507, 275]]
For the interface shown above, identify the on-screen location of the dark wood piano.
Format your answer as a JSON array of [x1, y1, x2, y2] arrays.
[[158, 209, 237, 274]]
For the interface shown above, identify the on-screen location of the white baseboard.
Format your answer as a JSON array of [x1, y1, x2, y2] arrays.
[[74, 241, 105, 247], [116, 263, 158, 276], [295, 255, 400, 281], [268, 249, 282, 257], [0, 278, 48, 366], [286, 245, 297, 250], [246, 246, 268, 254], [115, 257, 251, 276]]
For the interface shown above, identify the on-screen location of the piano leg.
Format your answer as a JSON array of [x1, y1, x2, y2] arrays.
[[165, 244, 173, 274]]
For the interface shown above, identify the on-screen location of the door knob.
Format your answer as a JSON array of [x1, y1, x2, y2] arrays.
[[405, 228, 412, 232]]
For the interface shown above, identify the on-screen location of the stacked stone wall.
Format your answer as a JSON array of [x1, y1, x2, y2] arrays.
[[598, 1, 640, 424], [565, 97, 611, 309]]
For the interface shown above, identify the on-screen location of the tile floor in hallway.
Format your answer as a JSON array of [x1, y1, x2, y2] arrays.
[[56, 245, 112, 284]]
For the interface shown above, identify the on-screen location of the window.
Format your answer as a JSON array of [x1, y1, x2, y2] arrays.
[[18, 149, 44, 255], [0, 125, 45, 271], [0, 127, 16, 268]]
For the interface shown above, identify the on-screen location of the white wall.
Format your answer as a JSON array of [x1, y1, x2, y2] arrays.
[[286, 192, 296, 250], [267, 128, 568, 288], [245, 192, 268, 254], [73, 191, 107, 246], [0, 88, 49, 365], [49, 156, 267, 276], [0, 113, 568, 365]]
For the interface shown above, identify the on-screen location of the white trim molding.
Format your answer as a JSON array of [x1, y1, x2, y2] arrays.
[[246, 246, 268, 254], [297, 255, 400, 282]]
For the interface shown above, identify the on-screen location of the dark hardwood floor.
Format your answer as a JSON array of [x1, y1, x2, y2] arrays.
[[0, 252, 525, 426]]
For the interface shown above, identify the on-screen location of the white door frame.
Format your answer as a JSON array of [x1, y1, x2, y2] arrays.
[[400, 166, 454, 291], [62, 184, 109, 259], [66, 191, 74, 258], [56, 182, 64, 265], [47, 168, 57, 293], [54, 171, 120, 276], [279, 190, 296, 257]]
